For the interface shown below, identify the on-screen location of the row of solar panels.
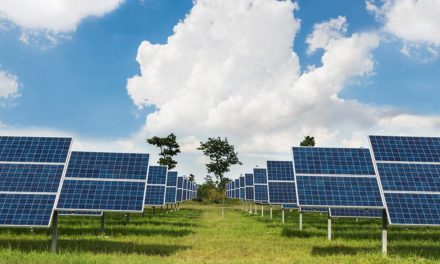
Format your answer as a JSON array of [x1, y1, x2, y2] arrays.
[[226, 135, 440, 226], [0, 136, 198, 227]]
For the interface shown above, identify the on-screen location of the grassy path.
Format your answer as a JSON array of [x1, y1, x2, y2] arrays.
[[0, 203, 439, 263]]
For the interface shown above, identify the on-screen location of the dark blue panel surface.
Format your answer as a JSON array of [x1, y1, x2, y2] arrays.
[[330, 208, 382, 218], [239, 176, 245, 187], [0, 136, 71, 163], [296, 176, 383, 207], [245, 187, 254, 201], [166, 171, 178, 187], [59, 211, 103, 216], [293, 147, 375, 175], [282, 204, 297, 209], [240, 187, 245, 199], [377, 163, 440, 192], [0, 164, 64, 193], [177, 176, 183, 188], [300, 207, 327, 213], [183, 190, 187, 201], [147, 166, 167, 184], [144, 185, 166, 206], [0, 194, 56, 226], [59, 180, 145, 211], [253, 168, 267, 184], [176, 189, 182, 202], [385, 192, 440, 225], [267, 161, 294, 181], [67, 152, 149, 180], [245, 173, 253, 186], [268, 182, 296, 204], [165, 187, 177, 204], [370, 135, 440, 162], [254, 185, 268, 202]]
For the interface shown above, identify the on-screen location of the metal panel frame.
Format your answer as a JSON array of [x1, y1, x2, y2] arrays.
[[266, 160, 297, 206], [144, 165, 168, 207]]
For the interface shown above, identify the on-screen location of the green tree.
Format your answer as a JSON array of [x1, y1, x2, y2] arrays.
[[188, 173, 195, 182], [300, 135, 315, 146], [147, 133, 181, 170], [197, 137, 242, 191]]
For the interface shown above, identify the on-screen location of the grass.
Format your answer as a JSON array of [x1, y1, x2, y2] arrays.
[[0, 202, 439, 263]]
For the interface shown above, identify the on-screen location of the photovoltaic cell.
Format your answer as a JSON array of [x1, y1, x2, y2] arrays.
[[267, 161, 295, 181], [370, 135, 440, 225], [144, 165, 167, 206], [268, 182, 296, 204], [147, 166, 167, 185], [300, 207, 327, 213], [254, 185, 268, 203], [267, 161, 296, 205], [0, 136, 72, 227], [253, 168, 268, 203], [330, 208, 381, 218], [165, 171, 178, 204], [253, 168, 267, 184], [245, 187, 254, 201], [235, 179, 240, 199]]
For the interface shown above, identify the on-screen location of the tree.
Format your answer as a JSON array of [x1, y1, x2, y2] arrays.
[[300, 135, 315, 147], [147, 133, 181, 170], [188, 174, 195, 182], [198, 137, 242, 190]]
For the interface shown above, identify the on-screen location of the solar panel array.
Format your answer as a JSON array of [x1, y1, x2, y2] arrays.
[[293, 147, 383, 210], [253, 168, 268, 203], [0, 136, 72, 227], [58, 151, 149, 212], [165, 171, 178, 204], [234, 179, 240, 199], [176, 176, 183, 202], [239, 176, 245, 200], [244, 173, 254, 201], [370, 135, 440, 225], [144, 166, 167, 206], [267, 161, 296, 205]]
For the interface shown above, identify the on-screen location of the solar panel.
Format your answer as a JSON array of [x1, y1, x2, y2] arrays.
[[235, 179, 240, 199], [176, 176, 183, 202], [244, 173, 254, 201], [267, 161, 296, 205], [58, 151, 149, 212], [59, 211, 103, 217], [299, 207, 327, 213], [253, 168, 268, 203], [239, 176, 245, 200], [282, 204, 297, 209], [330, 208, 381, 218], [165, 171, 178, 204], [144, 166, 167, 206], [0, 136, 72, 227], [370, 135, 440, 225], [183, 178, 188, 201], [293, 147, 383, 210]]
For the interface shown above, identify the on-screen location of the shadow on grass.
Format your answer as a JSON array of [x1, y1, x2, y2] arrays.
[[0, 238, 191, 255]]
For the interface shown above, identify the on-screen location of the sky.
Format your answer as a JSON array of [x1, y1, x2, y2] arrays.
[[1, 0, 440, 183]]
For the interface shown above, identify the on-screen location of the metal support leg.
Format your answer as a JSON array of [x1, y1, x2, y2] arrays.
[[100, 212, 105, 234], [261, 205, 264, 217], [299, 212, 303, 230], [282, 209, 285, 224], [270, 206, 273, 220], [382, 209, 388, 255], [51, 211, 58, 253], [327, 210, 332, 241]]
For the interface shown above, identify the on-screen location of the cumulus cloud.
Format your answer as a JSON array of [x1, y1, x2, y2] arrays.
[[126, 0, 440, 178], [367, 0, 440, 60], [0, 70, 20, 99], [0, 0, 124, 45]]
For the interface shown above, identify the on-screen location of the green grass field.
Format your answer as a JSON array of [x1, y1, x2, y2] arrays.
[[0, 202, 439, 263]]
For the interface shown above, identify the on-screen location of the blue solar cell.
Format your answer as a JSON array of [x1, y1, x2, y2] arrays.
[[370, 135, 440, 162], [267, 161, 294, 181], [177, 176, 183, 188], [377, 163, 440, 192], [0, 136, 72, 163], [165, 187, 177, 204], [183, 190, 187, 201], [300, 207, 327, 213], [330, 208, 382, 218], [254, 185, 268, 203], [166, 171, 178, 187], [176, 189, 182, 202], [66, 152, 149, 180], [293, 147, 375, 175], [282, 204, 297, 209], [0, 164, 64, 193], [145, 185, 166, 206], [0, 194, 56, 226], [385, 192, 440, 225], [268, 182, 296, 204], [253, 168, 267, 184], [296, 176, 383, 207], [58, 180, 145, 211], [245, 187, 254, 201], [245, 173, 253, 186], [147, 166, 167, 184]]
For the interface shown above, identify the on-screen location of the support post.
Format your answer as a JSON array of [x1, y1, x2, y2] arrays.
[[249, 203, 253, 214], [51, 211, 58, 253], [382, 209, 388, 255], [299, 212, 303, 230], [261, 205, 264, 217], [282, 209, 285, 224], [100, 212, 105, 234], [270, 205, 273, 220], [327, 209, 332, 241]]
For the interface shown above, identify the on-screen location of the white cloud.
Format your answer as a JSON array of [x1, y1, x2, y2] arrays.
[[0, 0, 124, 44], [367, 0, 440, 60], [0, 70, 20, 99], [126, 0, 440, 181]]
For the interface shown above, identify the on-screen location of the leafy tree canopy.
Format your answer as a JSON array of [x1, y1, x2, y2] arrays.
[[300, 135, 315, 147], [147, 133, 181, 170]]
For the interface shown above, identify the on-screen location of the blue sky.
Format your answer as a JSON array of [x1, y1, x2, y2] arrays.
[[1, 0, 440, 179]]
